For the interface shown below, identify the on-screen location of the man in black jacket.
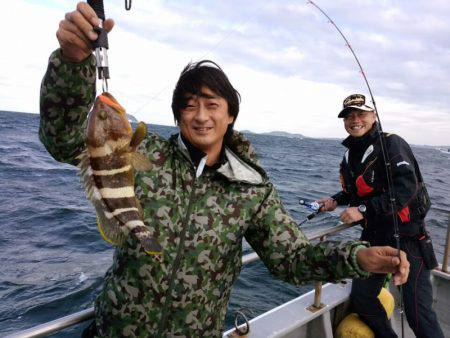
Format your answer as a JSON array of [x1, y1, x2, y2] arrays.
[[318, 94, 443, 338]]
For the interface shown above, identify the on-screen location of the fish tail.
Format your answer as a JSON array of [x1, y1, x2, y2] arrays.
[[131, 226, 163, 255]]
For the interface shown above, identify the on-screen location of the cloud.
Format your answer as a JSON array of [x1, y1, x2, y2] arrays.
[[0, 0, 449, 146], [114, 0, 450, 114]]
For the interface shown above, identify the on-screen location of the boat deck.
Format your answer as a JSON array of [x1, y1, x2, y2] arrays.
[[223, 267, 450, 337]]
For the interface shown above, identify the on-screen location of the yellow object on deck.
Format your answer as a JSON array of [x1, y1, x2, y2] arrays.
[[335, 287, 395, 338]]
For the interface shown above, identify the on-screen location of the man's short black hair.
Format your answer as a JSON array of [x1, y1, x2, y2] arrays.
[[171, 60, 241, 139]]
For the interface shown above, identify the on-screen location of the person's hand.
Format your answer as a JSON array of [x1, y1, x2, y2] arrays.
[[316, 198, 337, 212], [57, 2, 115, 62], [356, 246, 410, 285], [340, 207, 363, 223]]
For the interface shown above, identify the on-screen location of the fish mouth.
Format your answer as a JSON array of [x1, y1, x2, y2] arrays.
[[99, 92, 126, 116]]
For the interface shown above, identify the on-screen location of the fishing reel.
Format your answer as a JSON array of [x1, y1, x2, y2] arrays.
[[298, 198, 324, 227]]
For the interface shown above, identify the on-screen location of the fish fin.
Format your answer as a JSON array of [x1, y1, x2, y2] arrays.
[[130, 122, 148, 151], [77, 151, 104, 202], [129, 122, 151, 171], [91, 188, 127, 246], [131, 152, 152, 171], [134, 231, 163, 255], [132, 201, 161, 254], [96, 212, 126, 247], [137, 200, 144, 219], [77, 150, 95, 197], [96, 216, 124, 247]]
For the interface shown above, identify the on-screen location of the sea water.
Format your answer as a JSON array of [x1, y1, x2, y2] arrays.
[[1, 111, 449, 336]]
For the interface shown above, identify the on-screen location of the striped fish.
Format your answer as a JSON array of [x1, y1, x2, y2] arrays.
[[77, 92, 162, 255]]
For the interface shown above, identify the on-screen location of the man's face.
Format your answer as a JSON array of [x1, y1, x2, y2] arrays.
[[343, 109, 376, 137], [179, 86, 234, 155]]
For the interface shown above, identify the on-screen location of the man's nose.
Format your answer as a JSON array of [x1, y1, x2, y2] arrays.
[[194, 103, 209, 122]]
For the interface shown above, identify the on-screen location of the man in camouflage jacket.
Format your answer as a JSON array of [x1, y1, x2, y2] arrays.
[[38, 3, 409, 337]]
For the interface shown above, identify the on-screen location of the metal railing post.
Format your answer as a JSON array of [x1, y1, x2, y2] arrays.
[[309, 235, 327, 311], [430, 206, 450, 274], [442, 214, 450, 273], [313, 281, 323, 309]]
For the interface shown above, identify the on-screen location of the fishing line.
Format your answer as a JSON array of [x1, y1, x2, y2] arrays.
[[307, 1, 405, 336]]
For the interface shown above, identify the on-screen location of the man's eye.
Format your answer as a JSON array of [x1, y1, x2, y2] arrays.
[[208, 103, 219, 108]]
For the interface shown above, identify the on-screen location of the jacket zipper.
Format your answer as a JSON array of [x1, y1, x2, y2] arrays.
[[157, 174, 197, 337]]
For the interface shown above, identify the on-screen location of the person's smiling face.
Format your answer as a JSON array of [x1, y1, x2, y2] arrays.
[[344, 109, 376, 137], [179, 86, 234, 157]]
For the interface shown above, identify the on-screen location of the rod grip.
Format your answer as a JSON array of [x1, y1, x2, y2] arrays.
[[87, 0, 105, 20], [87, 0, 108, 50]]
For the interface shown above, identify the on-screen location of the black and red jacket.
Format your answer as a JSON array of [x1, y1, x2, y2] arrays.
[[332, 124, 425, 245]]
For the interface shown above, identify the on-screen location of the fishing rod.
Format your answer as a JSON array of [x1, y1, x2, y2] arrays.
[[87, 0, 132, 93], [307, 1, 405, 336]]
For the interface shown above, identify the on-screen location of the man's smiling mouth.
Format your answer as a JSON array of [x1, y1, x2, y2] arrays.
[[193, 126, 213, 132], [350, 125, 364, 131]]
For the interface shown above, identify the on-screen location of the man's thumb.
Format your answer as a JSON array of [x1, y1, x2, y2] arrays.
[[104, 18, 115, 33]]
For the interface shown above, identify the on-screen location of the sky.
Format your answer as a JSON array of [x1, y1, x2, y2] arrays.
[[1, 0, 449, 146]]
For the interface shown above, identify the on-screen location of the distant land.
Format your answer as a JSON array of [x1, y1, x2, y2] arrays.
[[239, 130, 347, 142], [126, 114, 138, 122], [240, 130, 305, 139], [0, 109, 140, 123]]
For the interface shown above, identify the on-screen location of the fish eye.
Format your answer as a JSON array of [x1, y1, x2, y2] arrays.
[[99, 110, 107, 120]]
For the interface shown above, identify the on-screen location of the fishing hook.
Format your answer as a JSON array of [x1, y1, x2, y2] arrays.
[[307, 1, 405, 336], [87, 0, 133, 92], [88, 0, 110, 91]]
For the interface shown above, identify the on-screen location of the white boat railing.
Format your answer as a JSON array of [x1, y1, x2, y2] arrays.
[[5, 207, 450, 338]]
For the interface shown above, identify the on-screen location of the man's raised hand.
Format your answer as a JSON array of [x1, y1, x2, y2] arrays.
[[57, 2, 114, 62]]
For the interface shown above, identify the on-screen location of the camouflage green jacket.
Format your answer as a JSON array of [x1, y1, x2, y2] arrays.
[[40, 49, 369, 338]]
